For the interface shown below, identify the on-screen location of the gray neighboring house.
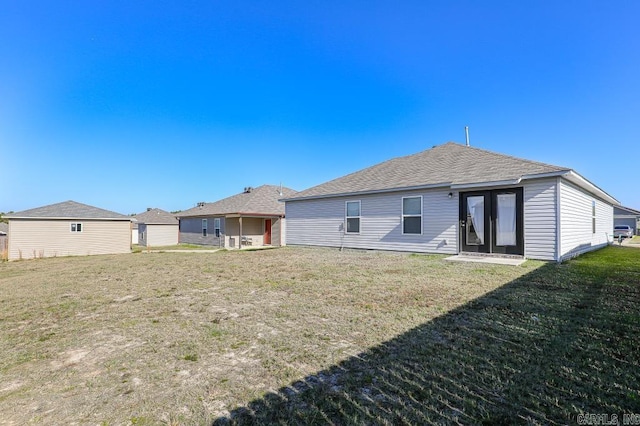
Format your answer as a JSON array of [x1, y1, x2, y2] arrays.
[[5, 200, 132, 260], [614, 205, 640, 235], [283, 142, 619, 262], [135, 208, 179, 246], [177, 184, 297, 248]]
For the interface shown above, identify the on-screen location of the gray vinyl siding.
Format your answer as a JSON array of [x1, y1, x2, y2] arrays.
[[523, 179, 557, 261], [559, 179, 613, 260], [139, 224, 179, 246], [8, 219, 131, 260], [179, 217, 225, 247], [286, 189, 458, 254]]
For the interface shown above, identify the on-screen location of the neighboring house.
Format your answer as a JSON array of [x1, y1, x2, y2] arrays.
[[131, 220, 139, 245], [5, 200, 132, 260], [0, 222, 8, 255], [614, 205, 640, 236], [283, 142, 619, 262], [177, 185, 297, 248], [135, 208, 179, 246]]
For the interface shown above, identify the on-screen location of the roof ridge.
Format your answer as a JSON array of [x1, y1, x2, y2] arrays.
[[447, 141, 570, 171]]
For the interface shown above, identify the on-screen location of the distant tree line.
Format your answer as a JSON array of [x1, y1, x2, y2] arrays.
[[0, 212, 13, 223]]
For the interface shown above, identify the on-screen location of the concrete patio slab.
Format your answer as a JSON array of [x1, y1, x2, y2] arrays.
[[444, 255, 526, 266]]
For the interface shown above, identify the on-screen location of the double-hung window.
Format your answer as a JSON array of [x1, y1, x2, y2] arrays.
[[202, 219, 208, 237], [70, 223, 82, 233], [402, 196, 422, 235], [345, 201, 361, 234], [214, 218, 221, 237]]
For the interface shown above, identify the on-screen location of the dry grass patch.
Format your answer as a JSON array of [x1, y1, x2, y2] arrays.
[[0, 246, 638, 424]]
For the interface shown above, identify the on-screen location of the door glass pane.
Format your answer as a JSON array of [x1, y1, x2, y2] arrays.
[[466, 196, 484, 245], [496, 194, 516, 246]]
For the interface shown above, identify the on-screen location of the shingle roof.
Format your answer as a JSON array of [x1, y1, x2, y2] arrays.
[[5, 200, 131, 220], [178, 185, 297, 218], [0, 222, 7, 234], [135, 208, 178, 225], [615, 205, 640, 215], [286, 142, 570, 200]]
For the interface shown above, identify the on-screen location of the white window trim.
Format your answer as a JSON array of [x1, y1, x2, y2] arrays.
[[402, 196, 423, 235], [70, 223, 83, 233], [214, 218, 221, 237], [345, 200, 361, 234], [202, 218, 208, 237], [592, 200, 596, 234]]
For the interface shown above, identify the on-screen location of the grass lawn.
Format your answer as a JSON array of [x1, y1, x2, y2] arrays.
[[0, 246, 639, 424]]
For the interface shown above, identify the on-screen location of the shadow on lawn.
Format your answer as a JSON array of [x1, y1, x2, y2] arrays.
[[214, 250, 640, 425]]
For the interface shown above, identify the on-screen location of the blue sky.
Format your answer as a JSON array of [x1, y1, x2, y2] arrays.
[[2, 1, 639, 214]]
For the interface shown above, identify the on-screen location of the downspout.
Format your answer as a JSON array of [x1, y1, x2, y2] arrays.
[[555, 177, 562, 262]]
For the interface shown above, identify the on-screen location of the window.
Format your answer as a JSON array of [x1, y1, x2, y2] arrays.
[[402, 196, 422, 234], [202, 219, 208, 237], [592, 201, 596, 234], [70, 223, 82, 233], [345, 201, 361, 234], [214, 218, 221, 237]]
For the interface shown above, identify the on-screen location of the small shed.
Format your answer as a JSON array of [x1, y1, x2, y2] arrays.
[[5, 200, 132, 260], [134, 208, 179, 247]]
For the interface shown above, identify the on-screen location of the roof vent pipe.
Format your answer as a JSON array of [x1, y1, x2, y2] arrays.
[[465, 126, 470, 146]]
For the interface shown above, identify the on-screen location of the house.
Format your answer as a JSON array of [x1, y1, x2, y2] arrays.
[[283, 142, 619, 262], [5, 200, 132, 260], [0, 222, 7, 255], [131, 220, 139, 244], [614, 205, 640, 236], [177, 185, 296, 248], [135, 208, 179, 246]]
